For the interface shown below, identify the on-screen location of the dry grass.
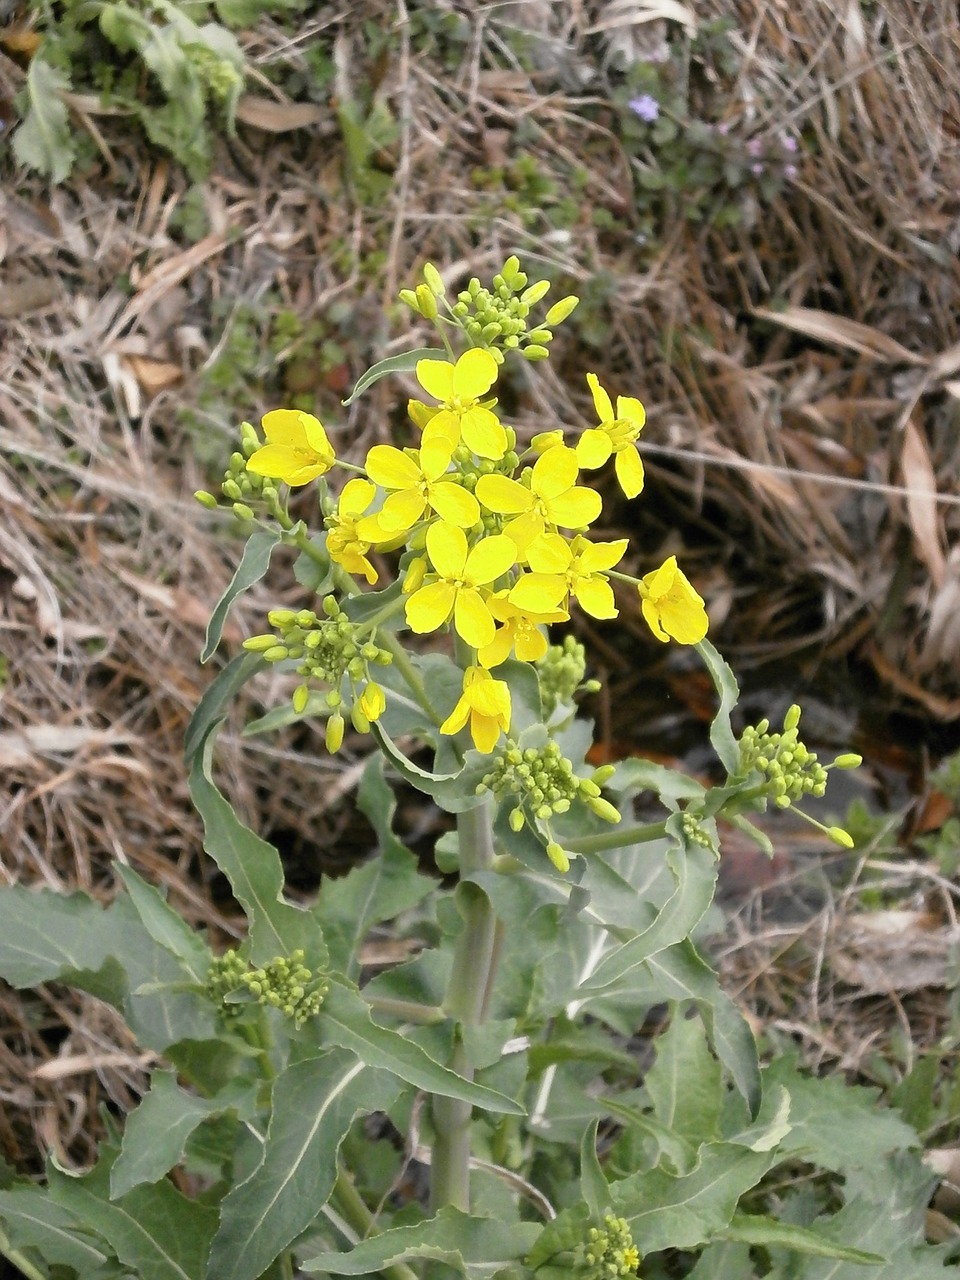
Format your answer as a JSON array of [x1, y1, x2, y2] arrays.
[[1, 0, 959, 1169]]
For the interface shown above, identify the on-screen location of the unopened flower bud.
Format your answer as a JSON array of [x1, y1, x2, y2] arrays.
[[828, 826, 855, 848], [588, 797, 622, 824], [833, 753, 862, 769], [350, 704, 370, 734], [521, 344, 550, 361], [546, 841, 570, 874], [195, 490, 219, 509], [423, 262, 445, 296], [509, 807, 525, 832], [399, 288, 420, 312], [326, 713, 345, 753], [544, 295, 579, 325], [520, 280, 551, 305], [292, 684, 309, 714], [783, 704, 802, 731], [232, 502, 255, 521], [243, 634, 279, 652], [415, 284, 438, 319]]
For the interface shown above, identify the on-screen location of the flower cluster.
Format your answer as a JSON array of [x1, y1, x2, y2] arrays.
[[243, 597, 392, 750], [227, 259, 710, 764], [207, 949, 328, 1029], [477, 739, 620, 871], [536, 636, 600, 720], [402, 256, 579, 364], [737, 705, 861, 847], [581, 1215, 641, 1280]]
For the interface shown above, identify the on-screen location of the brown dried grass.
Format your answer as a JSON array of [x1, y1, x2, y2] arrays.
[[1, 0, 959, 1169]]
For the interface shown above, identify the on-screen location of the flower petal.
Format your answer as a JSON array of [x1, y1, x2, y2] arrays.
[[614, 447, 645, 499], [546, 486, 602, 529], [460, 407, 507, 460], [416, 358, 456, 403], [510, 572, 567, 612], [513, 624, 549, 662], [340, 477, 376, 517], [426, 521, 468, 578], [246, 445, 323, 486], [586, 372, 614, 424], [454, 588, 496, 648], [525, 533, 572, 574], [419, 433, 455, 482], [430, 482, 481, 528], [440, 694, 471, 736], [478, 624, 514, 669], [615, 395, 646, 430], [406, 581, 456, 633], [576, 428, 613, 470], [476, 474, 533, 516], [532, 445, 579, 500], [463, 533, 517, 586], [365, 445, 421, 490], [453, 348, 498, 400], [575, 576, 617, 619], [578, 537, 629, 573], [469, 710, 502, 754], [261, 409, 306, 447], [641, 597, 669, 643], [379, 488, 426, 532], [300, 414, 334, 459]]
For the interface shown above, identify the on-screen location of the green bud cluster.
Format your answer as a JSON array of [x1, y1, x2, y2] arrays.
[[243, 596, 393, 722], [449, 256, 578, 362], [536, 636, 600, 718], [477, 739, 621, 832], [207, 950, 328, 1028], [196, 422, 281, 523], [681, 811, 714, 848], [738, 704, 828, 809], [581, 1215, 640, 1280]]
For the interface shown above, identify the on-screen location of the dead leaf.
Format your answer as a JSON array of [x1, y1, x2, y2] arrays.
[[124, 354, 182, 397], [752, 306, 927, 365], [900, 415, 946, 587], [235, 95, 324, 132]]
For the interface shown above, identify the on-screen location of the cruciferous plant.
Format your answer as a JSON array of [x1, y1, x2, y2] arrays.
[[0, 258, 949, 1280]]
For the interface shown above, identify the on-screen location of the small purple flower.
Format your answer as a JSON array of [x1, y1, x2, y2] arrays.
[[747, 137, 764, 157], [628, 94, 660, 123], [781, 133, 798, 153], [784, 163, 798, 180], [751, 162, 764, 176]]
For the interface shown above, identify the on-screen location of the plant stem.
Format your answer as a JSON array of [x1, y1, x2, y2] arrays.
[[430, 794, 499, 1212], [563, 819, 668, 854], [379, 632, 444, 728], [330, 1166, 419, 1280], [363, 994, 446, 1025], [0, 1226, 47, 1280]]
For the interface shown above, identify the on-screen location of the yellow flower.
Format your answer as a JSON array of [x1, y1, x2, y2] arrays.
[[638, 555, 709, 644], [405, 522, 517, 649], [359, 425, 479, 535], [510, 533, 628, 619], [416, 349, 507, 460], [359, 681, 386, 722], [440, 665, 511, 754], [477, 593, 568, 669], [325, 478, 383, 584], [577, 373, 646, 499], [475, 446, 601, 555], [245, 409, 336, 486]]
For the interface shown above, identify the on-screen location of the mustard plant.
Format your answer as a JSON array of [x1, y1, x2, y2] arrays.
[[0, 257, 948, 1280]]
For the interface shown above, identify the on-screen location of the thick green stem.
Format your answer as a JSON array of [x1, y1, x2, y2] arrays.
[[430, 795, 499, 1212], [330, 1166, 419, 1280], [563, 819, 668, 854], [363, 994, 445, 1025], [0, 1226, 47, 1280]]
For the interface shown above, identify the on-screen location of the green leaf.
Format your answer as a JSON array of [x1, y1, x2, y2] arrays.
[[645, 1005, 723, 1161], [202, 528, 280, 663], [0, 886, 126, 998], [302, 1206, 540, 1276], [293, 532, 335, 593], [578, 844, 718, 994], [719, 1213, 883, 1264], [697, 639, 740, 775], [48, 1147, 218, 1280], [318, 979, 524, 1114], [206, 1050, 399, 1280], [579, 1119, 609, 1219], [110, 1071, 253, 1197], [188, 728, 328, 968], [525, 1204, 592, 1271], [761, 1056, 918, 1172], [12, 59, 77, 183], [610, 1142, 775, 1253], [644, 942, 761, 1118], [314, 755, 432, 977], [342, 348, 448, 406], [0, 1187, 111, 1271], [114, 865, 211, 983], [184, 650, 263, 765]]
